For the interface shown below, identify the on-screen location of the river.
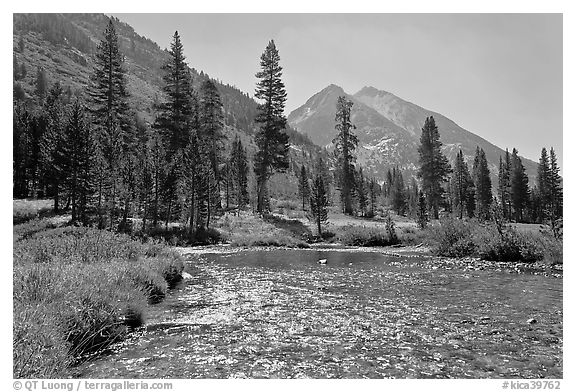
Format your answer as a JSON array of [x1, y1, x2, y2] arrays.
[[77, 248, 563, 378]]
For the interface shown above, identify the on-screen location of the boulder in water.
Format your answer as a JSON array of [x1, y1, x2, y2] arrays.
[[527, 318, 537, 324], [318, 259, 327, 264]]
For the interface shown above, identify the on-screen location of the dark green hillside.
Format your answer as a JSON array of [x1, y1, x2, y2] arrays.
[[13, 13, 321, 205]]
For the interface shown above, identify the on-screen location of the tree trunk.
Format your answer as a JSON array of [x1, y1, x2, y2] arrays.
[[165, 200, 172, 230], [257, 177, 268, 214], [97, 175, 104, 229], [121, 196, 130, 231], [53, 180, 59, 213], [153, 169, 159, 227]]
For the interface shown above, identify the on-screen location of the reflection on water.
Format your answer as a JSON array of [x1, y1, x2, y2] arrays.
[[77, 249, 562, 379]]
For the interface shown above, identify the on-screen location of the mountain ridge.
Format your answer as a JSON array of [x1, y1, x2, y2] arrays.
[[288, 84, 539, 183]]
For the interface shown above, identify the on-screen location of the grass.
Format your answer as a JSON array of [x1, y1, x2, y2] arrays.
[[13, 199, 54, 224], [13, 223, 184, 378], [214, 212, 310, 248]]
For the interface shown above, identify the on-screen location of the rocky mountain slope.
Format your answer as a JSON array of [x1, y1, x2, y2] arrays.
[[13, 13, 322, 201], [288, 84, 539, 183]]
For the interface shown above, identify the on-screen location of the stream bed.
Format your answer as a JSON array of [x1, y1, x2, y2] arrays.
[[77, 249, 563, 378]]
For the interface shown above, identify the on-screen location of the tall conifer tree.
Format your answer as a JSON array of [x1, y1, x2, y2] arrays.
[[510, 148, 530, 222], [297, 165, 311, 211], [451, 150, 475, 219], [254, 40, 290, 213], [472, 147, 492, 220], [333, 96, 358, 215], [417, 116, 451, 219], [88, 19, 132, 229]]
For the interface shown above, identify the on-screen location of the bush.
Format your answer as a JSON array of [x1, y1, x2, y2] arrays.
[[427, 218, 562, 264], [473, 226, 545, 263], [335, 225, 400, 247], [428, 218, 476, 257], [146, 226, 222, 246], [398, 226, 428, 245]]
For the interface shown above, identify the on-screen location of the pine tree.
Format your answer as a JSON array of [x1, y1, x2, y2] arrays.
[[62, 101, 95, 224], [13, 103, 33, 198], [356, 167, 368, 216], [199, 79, 226, 211], [136, 128, 154, 232], [231, 136, 249, 212], [472, 147, 492, 220], [314, 152, 332, 205], [254, 40, 290, 213], [417, 116, 451, 219], [35, 67, 48, 100], [549, 147, 562, 220], [407, 177, 419, 219], [155, 31, 197, 228], [451, 150, 475, 219], [498, 149, 512, 220], [536, 147, 552, 222], [310, 169, 329, 237], [510, 148, 530, 222], [297, 165, 311, 211], [155, 31, 194, 156], [390, 167, 407, 215], [333, 96, 358, 215], [417, 191, 429, 229], [367, 177, 379, 218], [39, 82, 67, 212], [88, 19, 132, 229], [149, 132, 166, 227]]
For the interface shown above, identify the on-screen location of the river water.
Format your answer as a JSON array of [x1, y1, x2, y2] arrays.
[[77, 249, 562, 378]]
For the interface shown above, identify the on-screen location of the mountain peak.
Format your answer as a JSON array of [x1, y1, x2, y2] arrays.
[[355, 86, 393, 98], [321, 84, 345, 95]]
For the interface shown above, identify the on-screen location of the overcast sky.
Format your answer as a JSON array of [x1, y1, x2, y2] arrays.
[[114, 13, 562, 166]]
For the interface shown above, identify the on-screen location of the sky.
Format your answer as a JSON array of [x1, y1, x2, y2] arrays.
[[114, 13, 562, 166]]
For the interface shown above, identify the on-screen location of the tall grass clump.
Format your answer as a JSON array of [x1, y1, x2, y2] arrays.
[[13, 225, 184, 378]]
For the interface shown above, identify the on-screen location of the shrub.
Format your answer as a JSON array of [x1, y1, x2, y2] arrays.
[[398, 226, 428, 246], [474, 227, 544, 263], [146, 226, 222, 246], [335, 225, 400, 247], [427, 218, 562, 264], [426, 218, 476, 257]]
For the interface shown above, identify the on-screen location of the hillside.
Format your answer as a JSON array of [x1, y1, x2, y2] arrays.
[[12, 13, 321, 199], [288, 84, 540, 184]]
